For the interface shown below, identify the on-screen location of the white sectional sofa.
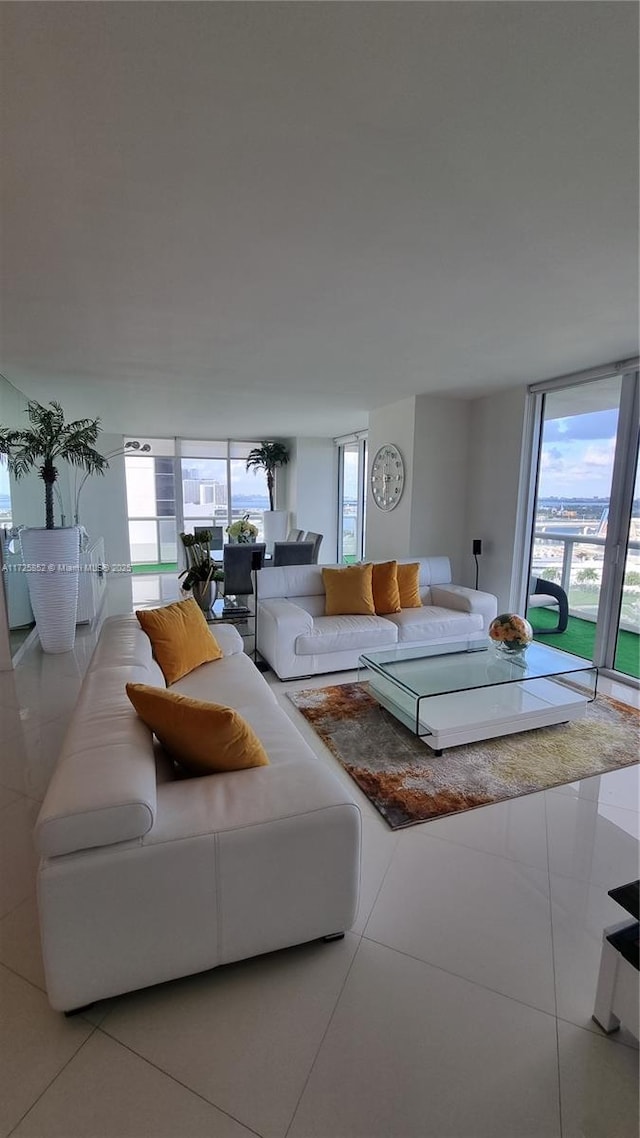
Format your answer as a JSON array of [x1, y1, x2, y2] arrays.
[[256, 557, 498, 679], [34, 615, 361, 1012]]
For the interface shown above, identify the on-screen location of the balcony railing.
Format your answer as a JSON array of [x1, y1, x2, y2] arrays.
[[531, 529, 640, 633]]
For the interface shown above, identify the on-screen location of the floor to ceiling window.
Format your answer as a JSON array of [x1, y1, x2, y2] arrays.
[[124, 438, 177, 572], [179, 440, 269, 544], [125, 438, 271, 573], [527, 368, 639, 680], [336, 433, 367, 564]]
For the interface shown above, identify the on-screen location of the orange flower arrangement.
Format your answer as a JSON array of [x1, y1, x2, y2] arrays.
[[488, 613, 533, 651]]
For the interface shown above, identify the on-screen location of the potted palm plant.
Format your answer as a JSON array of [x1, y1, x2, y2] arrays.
[[246, 441, 290, 550], [0, 400, 107, 652]]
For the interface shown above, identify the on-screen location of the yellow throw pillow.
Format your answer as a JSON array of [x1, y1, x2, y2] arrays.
[[396, 562, 423, 609], [322, 563, 375, 616], [371, 561, 401, 615], [126, 683, 269, 776], [136, 599, 223, 685]]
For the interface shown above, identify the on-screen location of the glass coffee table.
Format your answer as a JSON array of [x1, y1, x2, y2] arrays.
[[358, 639, 597, 755]]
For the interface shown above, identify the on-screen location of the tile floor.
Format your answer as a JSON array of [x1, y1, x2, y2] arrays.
[[0, 577, 638, 1138]]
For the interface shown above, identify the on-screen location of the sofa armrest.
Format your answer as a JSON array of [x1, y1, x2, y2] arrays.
[[429, 584, 498, 632], [257, 598, 314, 678]]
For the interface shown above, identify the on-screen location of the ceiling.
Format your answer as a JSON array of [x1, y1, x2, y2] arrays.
[[1, 2, 638, 439]]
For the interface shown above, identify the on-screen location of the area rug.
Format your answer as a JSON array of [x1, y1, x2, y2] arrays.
[[288, 683, 640, 829]]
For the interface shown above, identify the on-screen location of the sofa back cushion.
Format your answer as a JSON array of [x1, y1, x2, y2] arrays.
[[136, 599, 223, 685], [322, 564, 375, 616], [258, 564, 326, 600], [257, 558, 453, 606]]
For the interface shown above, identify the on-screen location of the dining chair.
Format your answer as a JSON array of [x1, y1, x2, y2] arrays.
[[272, 541, 315, 567], [303, 531, 323, 563]]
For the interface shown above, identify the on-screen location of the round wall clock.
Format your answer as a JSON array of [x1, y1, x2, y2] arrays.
[[370, 444, 405, 511]]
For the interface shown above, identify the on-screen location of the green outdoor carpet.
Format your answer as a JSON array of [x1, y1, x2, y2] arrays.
[[131, 561, 178, 576], [528, 608, 640, 680]]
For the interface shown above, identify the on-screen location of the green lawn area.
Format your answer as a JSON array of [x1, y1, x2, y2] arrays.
[[527, 606, 640, 680]]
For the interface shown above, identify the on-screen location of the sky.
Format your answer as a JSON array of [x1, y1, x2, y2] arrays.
[[538, 408, 625, 499]]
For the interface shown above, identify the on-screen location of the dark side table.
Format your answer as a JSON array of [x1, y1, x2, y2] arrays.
[[592, 880, 639, 1039]]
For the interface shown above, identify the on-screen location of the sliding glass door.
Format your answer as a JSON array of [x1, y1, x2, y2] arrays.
[[528, 370, 639, 680], [613, 446, 640, 675]]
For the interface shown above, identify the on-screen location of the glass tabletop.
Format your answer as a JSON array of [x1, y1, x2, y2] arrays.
[[359, 639, 596, 700]]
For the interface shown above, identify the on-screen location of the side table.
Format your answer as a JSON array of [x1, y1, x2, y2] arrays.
[[592, 879, 639, 1040]]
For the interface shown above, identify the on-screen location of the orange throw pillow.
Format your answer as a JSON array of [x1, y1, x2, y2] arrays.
[[322, 563, 375, 616], [136, 599, 223, 685], [126, 684, 269, 776], [396, 562, 422, 609], [371, 561, 401, 615]]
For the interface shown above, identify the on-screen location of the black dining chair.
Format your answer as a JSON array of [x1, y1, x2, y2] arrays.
[[194, 524, 224, 555], [222, 543, 266, 602], [303, 531, 323, 563], [272, 541, 315, 567]]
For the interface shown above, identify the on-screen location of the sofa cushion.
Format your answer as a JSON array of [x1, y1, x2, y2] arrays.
[[384, 606, 484, 643], [170, 651, 278, 716], [322, 564, 375, 616], [136, 599, 223, 684], [396, 563, 422, 609], [295, 614, 398, 656], [371, 561, 401, 615], [126, 684, 269, 775]]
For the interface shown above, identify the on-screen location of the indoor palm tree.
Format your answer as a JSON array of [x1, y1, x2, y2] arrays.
[[245, 441, 289, 512], [0, 400, 107, 528], [0, 400, 107, 653]]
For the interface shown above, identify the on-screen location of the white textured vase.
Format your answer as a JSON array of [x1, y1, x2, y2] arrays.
[[20, 527, 80, 653], [262, 510, 288, 553]]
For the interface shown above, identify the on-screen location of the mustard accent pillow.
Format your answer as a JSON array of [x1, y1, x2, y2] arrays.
[[322, 563, 375, 616], [126, 683, 269, 775], [396, 562, 423, 609], [136, 599, 223, 685], [372, 561, 401, 615]]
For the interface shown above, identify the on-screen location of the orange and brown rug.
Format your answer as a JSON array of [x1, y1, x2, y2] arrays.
[[288, 683, 640, 829]]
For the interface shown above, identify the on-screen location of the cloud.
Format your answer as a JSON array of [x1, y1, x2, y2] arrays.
[[543, 409, 618, 443], [538, 437, 616, 497]]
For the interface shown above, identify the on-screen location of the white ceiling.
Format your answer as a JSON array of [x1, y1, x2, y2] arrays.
[[1, 2, 638, 439]]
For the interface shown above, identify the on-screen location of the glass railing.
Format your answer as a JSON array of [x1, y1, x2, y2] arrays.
[[531, 530, 640, 634]]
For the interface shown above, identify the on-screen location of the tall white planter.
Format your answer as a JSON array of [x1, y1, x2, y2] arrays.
[[20, 527, 80, 653], [262, 510, 288, 553]]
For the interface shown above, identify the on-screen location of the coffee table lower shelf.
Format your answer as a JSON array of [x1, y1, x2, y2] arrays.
[[367, 675, 590, 753]]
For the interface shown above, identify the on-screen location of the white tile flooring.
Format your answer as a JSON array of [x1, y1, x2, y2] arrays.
[[0, 578, 638, 1138]]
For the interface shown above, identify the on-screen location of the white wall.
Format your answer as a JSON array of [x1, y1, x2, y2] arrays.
[[410, 395, 470, 581], [365, 397, 415, 560], [366, 394, 470, 578], [286, 438, 338, 563], [466, 385, 528, 609], [74, 434, 130, 565]]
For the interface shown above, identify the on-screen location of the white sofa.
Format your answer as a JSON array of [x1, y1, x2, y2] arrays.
[[256, 557, 498, 680], [34, 615, 361, 1012]]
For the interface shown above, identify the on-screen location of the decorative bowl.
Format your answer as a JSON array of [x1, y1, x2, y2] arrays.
[[488, 613, 533, 654]]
